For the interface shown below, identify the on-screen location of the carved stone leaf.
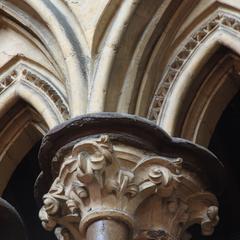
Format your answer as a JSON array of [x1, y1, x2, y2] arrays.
[[39, 207, 57, 231]]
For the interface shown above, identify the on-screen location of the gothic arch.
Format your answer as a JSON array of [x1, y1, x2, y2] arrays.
[[0, 0, 90, 116], [0, 58, 71, 194], [157, 24, 240, 139], [0, 0, 90, 213], [88, 0, 189, 113], [0, 1, 235, 240], [180, 54, 240, 146], [0, 58, 69, 126], [145, 9, 240, 145]]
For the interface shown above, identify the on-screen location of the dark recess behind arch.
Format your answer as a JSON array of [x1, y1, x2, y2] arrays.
[[3, 141, 56, 240]]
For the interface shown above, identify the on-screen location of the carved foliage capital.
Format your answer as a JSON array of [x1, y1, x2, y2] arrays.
[[39, 135, 219, 240]]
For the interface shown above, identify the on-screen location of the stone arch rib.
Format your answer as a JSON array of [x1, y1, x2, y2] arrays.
[[0, 60, 69, 128], [1, 0, 89, 116], [148, 10, 240, 124]]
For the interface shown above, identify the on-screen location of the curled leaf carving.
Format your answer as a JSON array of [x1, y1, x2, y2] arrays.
[[39, 207, 57, 231], [39, 135, 219, 240], [108, 170, 139, 198], [43, 194, 60, 215], [148, 167, 164, 184], [201, 206, 219, 236]]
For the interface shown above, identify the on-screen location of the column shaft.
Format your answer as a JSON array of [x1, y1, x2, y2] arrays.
[[86, 220, 129, 240]]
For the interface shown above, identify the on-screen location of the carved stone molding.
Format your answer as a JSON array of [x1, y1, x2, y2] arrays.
[[36, 113, 224, 240], [0, 62, 69, 120], [0, 70, 18, 92], [22, 69, 69, 120], [148, 10, 240, 122]]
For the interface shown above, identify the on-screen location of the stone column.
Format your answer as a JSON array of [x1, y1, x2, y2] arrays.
[[0, 198, 27, 240], [36, 113, 224, 240]]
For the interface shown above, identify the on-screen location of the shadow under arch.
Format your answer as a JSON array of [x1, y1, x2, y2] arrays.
[[181, 52, 240, 146], [0, 100, 48, 195], [206, 90, 240, 240], [0, 57, 68, 195], [2, 136, 56, 240]]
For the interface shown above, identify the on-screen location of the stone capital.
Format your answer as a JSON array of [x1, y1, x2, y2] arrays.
[[36, 113, 224, 240]]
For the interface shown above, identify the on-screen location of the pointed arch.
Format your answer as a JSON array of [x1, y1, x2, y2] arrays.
[[0, 0, 90, 116], [181, 54, 240, 146], [0, 58, 70, 195], [146, 10, 240, 133], [0, 58, 69, 127], [88, 0, 199, 114], [145, 11, 240, 146], [158, 29, 240, 135]]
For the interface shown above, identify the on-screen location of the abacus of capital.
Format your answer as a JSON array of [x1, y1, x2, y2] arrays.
[[35, 113, 224, 240]]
